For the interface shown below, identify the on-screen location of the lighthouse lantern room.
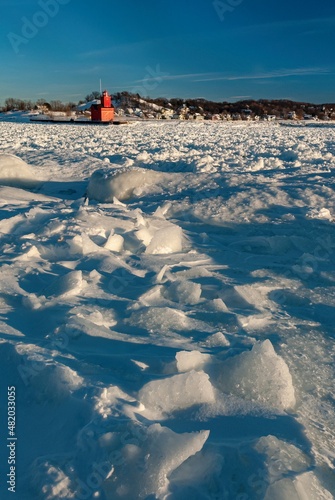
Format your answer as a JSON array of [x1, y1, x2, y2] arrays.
[[91, 90, 115, 122]]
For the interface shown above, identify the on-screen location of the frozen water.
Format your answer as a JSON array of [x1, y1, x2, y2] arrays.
[[254, 435, 311, 473], [175, 350, 211, 372], [145, 224, 184, 254], [104, 232, 124, 252], [139, 370, 215, 414], [163, 279, 202, 304], [126, 306, 200, 334], [264, 474, 333, 500], [102, 424, 210, 500], [0, 120, 334, 499], [216, 340, 296, 411]]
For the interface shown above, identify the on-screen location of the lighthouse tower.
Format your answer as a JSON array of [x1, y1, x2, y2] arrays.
[[91, 90, 115, 122]]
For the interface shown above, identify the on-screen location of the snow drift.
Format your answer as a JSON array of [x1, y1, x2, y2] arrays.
[[86, 168, 166, 202], [0, 153, 40, 188]]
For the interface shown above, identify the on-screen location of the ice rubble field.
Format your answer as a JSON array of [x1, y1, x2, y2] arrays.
[[0, 120, 335, 499]]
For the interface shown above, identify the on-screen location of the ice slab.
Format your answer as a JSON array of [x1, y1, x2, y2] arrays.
[[164, 280, 202, 305], [217, 340, 296, 411], [254, 435, 311, 475], [103, 423, 210, 500], [264, 473, 333, 500], [176, 350, 211, 372], [139, 370, 215, 414], [145, 225, 184, 254], [127, 306, 193, 332]]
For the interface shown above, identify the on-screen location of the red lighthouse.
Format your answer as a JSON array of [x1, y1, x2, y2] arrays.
[[91, 90, 115, 122]]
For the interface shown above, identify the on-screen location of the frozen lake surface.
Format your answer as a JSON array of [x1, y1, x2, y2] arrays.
[[0, 120, 334, 499]]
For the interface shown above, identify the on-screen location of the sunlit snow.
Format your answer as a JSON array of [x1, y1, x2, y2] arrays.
[[1, 120, 335, 499]]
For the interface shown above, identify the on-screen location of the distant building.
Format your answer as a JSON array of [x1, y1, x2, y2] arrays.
[[262, 115, 276, 121], [91, 90, 114, 122], [161, 108, 174, 118]]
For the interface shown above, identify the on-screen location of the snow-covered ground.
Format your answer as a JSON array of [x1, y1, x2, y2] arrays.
[[0, 120, 335, 500]]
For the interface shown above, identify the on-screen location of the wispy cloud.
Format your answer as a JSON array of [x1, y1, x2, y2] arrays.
[[79, 48, 113, 59], [243, 16, 335, 30], [233, 15, 335, 35], [133, 67, 331, 85], [133, 72, 215, 83], [79, 40, 153, 59], [194, 67, 332, 82]]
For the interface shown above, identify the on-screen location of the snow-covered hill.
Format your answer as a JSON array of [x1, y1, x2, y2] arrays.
[[0, 120, 335, 499]]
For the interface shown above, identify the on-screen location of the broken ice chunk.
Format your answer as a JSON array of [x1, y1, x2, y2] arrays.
[[217, 340, 296, 411], [139, 370, 215, 414], [103, 423, 210, 500], [175, 350, 211, 372], [43, 270, 84, 298]]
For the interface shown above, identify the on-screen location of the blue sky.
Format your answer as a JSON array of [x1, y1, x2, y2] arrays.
[[1, 0, 335, 104]]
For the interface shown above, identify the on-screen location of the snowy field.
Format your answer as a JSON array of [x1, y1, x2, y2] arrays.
[[0, 120, 335, 499]]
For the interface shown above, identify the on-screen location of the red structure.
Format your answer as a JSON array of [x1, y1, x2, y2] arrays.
[[91, 90, 115, 122]]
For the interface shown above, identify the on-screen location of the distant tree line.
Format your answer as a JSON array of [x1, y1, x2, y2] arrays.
[[112, 93, 335, 119], [2, 93, 335, 119], [1, 98, 76, 113], [147, 97, 335, 119]]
